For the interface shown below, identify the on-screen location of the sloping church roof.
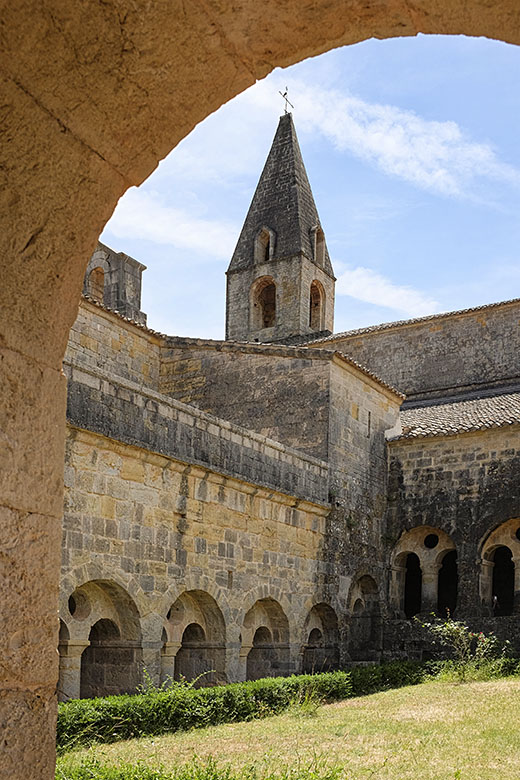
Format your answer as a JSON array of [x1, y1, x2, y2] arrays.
[[227, 113, 334, 277]]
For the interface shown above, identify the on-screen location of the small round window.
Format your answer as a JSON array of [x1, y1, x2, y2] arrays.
[[424, 533, 439, 549]]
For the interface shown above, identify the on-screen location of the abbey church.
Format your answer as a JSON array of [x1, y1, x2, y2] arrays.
[[58, 113, 520, 700]]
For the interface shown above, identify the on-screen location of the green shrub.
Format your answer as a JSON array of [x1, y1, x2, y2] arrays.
[[56, 671, 352, 753], [417, 616, 513, 682]]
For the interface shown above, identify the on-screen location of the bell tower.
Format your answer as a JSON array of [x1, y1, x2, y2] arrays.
[[225, 113, 335, 343]]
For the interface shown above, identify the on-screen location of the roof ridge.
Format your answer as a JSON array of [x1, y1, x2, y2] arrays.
[[307, 296, 520, 343]]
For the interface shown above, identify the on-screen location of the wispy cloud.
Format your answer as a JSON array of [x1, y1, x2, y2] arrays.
[[104, 189, 238, 259], [336, 266, 439, 317], [243, 76, 520, 198]]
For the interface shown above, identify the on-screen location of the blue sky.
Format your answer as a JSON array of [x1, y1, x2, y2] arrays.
[[102, 35, 520, 339]]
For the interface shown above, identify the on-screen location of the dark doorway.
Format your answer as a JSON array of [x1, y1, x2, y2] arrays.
[[404, 553, 422, 618], [492, 546, 515, 616], [437, 550, 458, 617]]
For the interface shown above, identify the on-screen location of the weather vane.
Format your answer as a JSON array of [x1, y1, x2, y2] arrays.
[[279, 87, 294, 114]]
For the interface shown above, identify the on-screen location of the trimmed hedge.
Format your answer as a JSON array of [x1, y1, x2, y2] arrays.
[[57, 662, 428, 753]]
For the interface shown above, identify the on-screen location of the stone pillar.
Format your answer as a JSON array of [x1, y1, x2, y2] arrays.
[[421, 565, 440, 614], [389, 565, 405, 616], [58, 641, 89, 702], [512, 557, 520, 614], [238, 645, 252, 681], [160, 642, 181, 684]]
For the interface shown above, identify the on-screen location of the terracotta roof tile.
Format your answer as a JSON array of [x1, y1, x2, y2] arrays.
[[391, 390, 520, 440]]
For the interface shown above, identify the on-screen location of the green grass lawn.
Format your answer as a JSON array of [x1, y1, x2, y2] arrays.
[[57, 679, 520, 780]]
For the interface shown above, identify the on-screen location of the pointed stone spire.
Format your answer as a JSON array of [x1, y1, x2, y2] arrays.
[[228, 113, 334, 277], [226, 113, 335, 343]]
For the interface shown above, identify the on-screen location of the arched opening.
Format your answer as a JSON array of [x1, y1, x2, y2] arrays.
[[348, 576, 381, 662], [67, 579, 142, 699], [309, 281, 324, 330], [165, 590, 226, 686], [86, 266, 105, 303], [302, 602, 339, 672], [80, 618, 136, 699], [311, 226, 325, 267], [404, 553, 422, 619], [243, 598, 290, 680], [251, 277, 277, 330], [437, 550, 458, 617], [492, 546, 515, 616], [254, 227, 274, 264]]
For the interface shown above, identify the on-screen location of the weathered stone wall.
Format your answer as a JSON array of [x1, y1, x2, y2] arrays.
[[60, 425, 335, 695], [386, 426, 520, 623], [328, 360, 400, 543], [66, 299, 161, 389], [327, 301, 520, 399], [64, 358, 330, 506], [160, 339, 332, 460]]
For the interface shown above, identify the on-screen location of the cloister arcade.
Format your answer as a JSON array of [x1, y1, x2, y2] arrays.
[[58, 581, 345, 700], [389, 527, 458, 619]]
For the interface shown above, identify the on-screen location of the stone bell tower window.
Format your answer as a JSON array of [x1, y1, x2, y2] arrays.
[[254, 227, 275, 265], [311, 225, 325, 268], [251, 276, 276, 330], [87, 266, 105, 303], [309, 280, 324, 330]]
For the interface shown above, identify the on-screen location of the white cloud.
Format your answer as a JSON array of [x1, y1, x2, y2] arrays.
[[242, 75, 520, 198], [103, 189, 238, 259], [336, 266, 439, 317]]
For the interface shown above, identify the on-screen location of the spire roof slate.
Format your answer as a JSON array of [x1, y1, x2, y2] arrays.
[[227, 113, 334, 277]]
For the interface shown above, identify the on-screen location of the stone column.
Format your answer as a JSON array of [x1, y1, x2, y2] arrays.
[[160, 642, 181, 684], [238, 645, 252, 681], [58, 641, 89, 702], [420, 564, 440, 615], [389, 565, 406, 616], [512, 557, 520, 614]]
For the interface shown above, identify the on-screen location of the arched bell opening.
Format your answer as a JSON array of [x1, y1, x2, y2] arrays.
[[250, 276, 277, 331], [309, 280, 325, 331]]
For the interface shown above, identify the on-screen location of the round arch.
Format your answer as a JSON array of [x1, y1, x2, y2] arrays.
[[479, 518, 520, 615]]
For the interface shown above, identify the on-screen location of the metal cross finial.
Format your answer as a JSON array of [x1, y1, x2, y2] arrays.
[[279, 87, 294, 115]]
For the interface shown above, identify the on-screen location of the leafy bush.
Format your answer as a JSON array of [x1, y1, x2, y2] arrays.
[[417, 615, 513, 682], [57, 671, 352, 753]]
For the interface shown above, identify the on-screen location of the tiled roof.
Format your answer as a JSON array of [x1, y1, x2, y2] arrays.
[[306, 297, 520, 344], [392, 390, 520, 440]]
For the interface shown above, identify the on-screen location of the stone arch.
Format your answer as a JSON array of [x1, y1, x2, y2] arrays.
[[59, 579, 143, 699], [83, 249, 110, 304], [250, 275, 276, 330], [309, 280, 325, 331], [243, 597, 290, 680], [254, 226, 276, 264], [480, 518, 520, 615], [390, 526, 456, 618], [60, 563, 149, 627], [162, 590, 227, 685], [301, 602, 339, 673], [347, 574, 381, 662]]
